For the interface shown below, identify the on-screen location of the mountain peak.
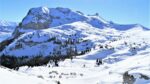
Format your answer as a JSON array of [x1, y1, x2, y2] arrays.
[[29, 6, 50, 15]]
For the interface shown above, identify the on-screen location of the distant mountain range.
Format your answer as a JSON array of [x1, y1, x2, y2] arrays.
[[0, 20, 18, 42], [0, 20, 17, 32]]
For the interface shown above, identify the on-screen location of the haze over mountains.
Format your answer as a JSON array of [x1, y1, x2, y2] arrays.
[[0, 7, 150, 84]]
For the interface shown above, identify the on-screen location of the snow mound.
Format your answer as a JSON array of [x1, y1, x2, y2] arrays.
[[0, 66, 55, 84]]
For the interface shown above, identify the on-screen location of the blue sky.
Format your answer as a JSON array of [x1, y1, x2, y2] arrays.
[[0, 0, 149, 28]]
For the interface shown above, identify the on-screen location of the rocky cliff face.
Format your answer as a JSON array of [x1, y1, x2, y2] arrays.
[[123, 71, 150, 84], [21, 7, 51, 29]]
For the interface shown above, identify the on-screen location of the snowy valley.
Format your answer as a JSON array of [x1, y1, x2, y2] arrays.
[[0, 7, 150, 84]]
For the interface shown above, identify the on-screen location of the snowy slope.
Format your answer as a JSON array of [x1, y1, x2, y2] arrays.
[[1, 21, 111, 56], [17, 28, 150, 84], [1, 20, 147, 57], [0, 66, 55, 84]]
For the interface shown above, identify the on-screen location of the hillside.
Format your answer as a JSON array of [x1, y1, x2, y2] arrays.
[[0, 28, 149, 84]]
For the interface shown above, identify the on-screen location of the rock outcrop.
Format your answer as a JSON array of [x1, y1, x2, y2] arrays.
[[21, 7, 51, 29], [123, 71, 150, 84]]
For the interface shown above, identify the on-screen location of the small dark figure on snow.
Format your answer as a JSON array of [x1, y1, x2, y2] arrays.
[[96, 59, 102, 66], [54, 60, 59, 67], [57, 81, 60, 84]]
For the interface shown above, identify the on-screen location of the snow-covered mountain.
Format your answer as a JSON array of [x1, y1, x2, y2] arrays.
[[0, 20, 17, 42], [0, 7, 149, 84], [0, 20, 17, 27], [0, 7, 148, 57], [21, 7, 108, 28], [109, 21, 149, 30], [0, 20, 17, 32], [13, 7, 110, 38]]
